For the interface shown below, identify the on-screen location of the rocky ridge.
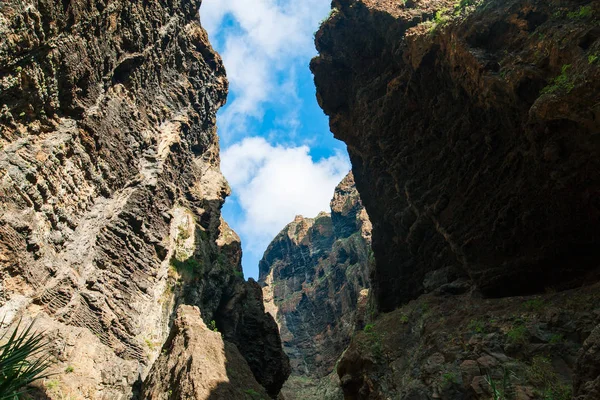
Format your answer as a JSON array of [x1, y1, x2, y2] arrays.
[[260, 172, 372, 400], [0, 0, 288, 398], [311, 0, 600, 398]]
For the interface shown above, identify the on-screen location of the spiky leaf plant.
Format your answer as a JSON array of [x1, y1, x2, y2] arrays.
[[0, 319, 53, 399]]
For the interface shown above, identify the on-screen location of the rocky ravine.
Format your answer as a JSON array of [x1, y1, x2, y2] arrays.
[[260, 172, 372, 400], [0, 0, 288, 398], [311, 0, 600, 399]]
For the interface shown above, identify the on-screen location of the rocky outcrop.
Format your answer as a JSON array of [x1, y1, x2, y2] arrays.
[[337, 283, 600, 400], [0, 0, 287, 398], [260, 173, 372, 399], [312, 0, 600, 312], [311, 0, 600, 399], [141, 305, 270, 400]]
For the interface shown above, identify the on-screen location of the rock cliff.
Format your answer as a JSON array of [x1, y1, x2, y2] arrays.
[[260, 172, 372, 400], [312, 0, 600, 312], [0, 0, 288, 398], [311, 0, 600, 399], [141, 305, 271, 400]]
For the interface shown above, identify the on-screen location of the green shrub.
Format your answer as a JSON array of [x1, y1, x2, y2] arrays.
[[208, 320, 218, 332], [454, 0, 475, 13], [170, 256, 202, 275], [468, 319, 485, 334], [549, 334, 563, 344], [540, 64, 575, 95], [567, 6, 593, 19], [434, 9, 450, 25], [442, 372, 457, 385], [507, 324, 528, 344], [363, 324, 375, 333], [528, 356, 572, 400], [244, 388, 265, 400], [523, 298, 544, 312], [0, 320, 53, 399]]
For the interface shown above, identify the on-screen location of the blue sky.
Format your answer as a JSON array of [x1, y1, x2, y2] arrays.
[[200, 0, 350, 280]]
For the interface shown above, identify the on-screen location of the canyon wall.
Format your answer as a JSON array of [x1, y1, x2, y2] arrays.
[[311, 0, 600, 399], [260, 173, 372, 400], [312, 0, 600, 312], [0, 0, 288, 398]]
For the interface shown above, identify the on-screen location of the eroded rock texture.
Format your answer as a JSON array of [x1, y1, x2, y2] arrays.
[[260, 173, 372, 400], [0, 0, 287, 398], [311, 0, 600, 399], [312, 0, 600, 312], [337, 283, 600, 400], [141, 305, 271, 400]]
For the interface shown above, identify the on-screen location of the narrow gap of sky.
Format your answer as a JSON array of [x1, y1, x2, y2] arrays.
[[199, 0, 350, 280]]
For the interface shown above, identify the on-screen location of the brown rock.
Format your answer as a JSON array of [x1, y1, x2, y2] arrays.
[[460, 360, 480, 389], [574, 323, 600, 399], [141, 305, 270, 399], [0, 0, 287, 397]]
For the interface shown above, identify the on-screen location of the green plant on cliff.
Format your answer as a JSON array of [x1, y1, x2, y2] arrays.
[[567, 6, 593, 20], [433, 9, 450, 27], [527, 356, 571, 400], [485, 368, 515, 400], [468, 319, 485, 334], [318, 7, 339, 26], [363, 324, 375, 333], [523, 298, 544, 312], [454, 0, 475, 14], [361, 323, 383, 358], [589, 53, 599, 64], [0, 320, 54, 399], [507, 324, 528, 345], [170, 256, 202, 276], [540, 64, 575, 95]]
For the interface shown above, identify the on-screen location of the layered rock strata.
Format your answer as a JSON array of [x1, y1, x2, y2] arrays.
[[260, 172, 372, 400], [141, 305, 271, 400], [0, 0, 288, 398]]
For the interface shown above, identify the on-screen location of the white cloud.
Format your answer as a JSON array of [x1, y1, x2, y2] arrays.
[[200, 1, 347, 278], [200, 0, 331, 142], [221, 137, 350, 254]]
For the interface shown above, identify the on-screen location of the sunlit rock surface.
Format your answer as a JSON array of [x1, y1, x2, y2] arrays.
[[0, 0, 288, 397]]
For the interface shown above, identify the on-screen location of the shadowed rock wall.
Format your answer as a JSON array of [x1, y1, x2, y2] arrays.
[[312, 0, 600, 313], [311, 0, 600, 399]]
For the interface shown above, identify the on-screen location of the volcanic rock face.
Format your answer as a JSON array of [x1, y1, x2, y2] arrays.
[[311, 0, 600, 312], [0, 0, 287, 398], [141, 305, 271, 400], [260, 172, 372, 399], [311, 0, 600, 399]]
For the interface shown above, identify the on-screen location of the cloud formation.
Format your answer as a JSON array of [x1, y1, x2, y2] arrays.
[[200, 0, 331, 142], [221, 137, 350, 255], [200, 0, 348, 278]]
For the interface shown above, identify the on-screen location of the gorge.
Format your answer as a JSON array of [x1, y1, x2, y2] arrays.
[[1, 0, 600, 399]]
